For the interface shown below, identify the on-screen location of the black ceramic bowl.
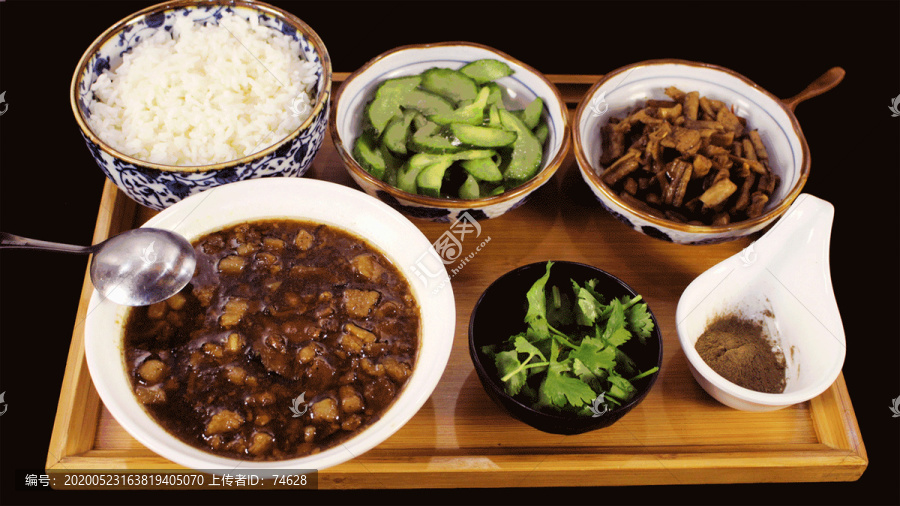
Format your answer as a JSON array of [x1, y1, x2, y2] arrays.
[[468, 261, 663, 435]]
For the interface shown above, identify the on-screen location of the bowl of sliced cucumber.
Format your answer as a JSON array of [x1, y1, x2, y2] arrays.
[[331, 41, 571, 221]]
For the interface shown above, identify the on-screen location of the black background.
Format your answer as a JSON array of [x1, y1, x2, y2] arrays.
[[1, 1, 898, 505]]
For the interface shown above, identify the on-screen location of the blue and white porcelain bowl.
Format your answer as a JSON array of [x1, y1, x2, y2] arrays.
[[573, 59, 813, 245], [331, 42, 571, 222], [70, 0, 332, 211]]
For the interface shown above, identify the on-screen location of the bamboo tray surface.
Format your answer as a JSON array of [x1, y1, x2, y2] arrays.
[[47, 75, 866, 489]]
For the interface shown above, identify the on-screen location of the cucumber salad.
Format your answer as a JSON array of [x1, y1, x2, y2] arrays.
[[353, 59, 549, 199]]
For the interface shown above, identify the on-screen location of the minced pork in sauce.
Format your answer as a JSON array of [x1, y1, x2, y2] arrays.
[[124, 220, 420, 460]]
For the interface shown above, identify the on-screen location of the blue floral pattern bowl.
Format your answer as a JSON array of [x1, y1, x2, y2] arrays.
[[70, 0, 332, 211], [331, 42, 570, 222]]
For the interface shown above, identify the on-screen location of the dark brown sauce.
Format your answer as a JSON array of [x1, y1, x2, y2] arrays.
[[123, 220, 420, 460]]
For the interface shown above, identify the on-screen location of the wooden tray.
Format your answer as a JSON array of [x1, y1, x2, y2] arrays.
[[46, 74, 867, 488]]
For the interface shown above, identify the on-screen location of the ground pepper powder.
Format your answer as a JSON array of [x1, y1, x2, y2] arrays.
[[694, 314, 786, 393]]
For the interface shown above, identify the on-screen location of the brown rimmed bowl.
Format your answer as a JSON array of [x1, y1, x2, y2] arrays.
[[70, 0, 332, 210], [572, 59, 843, 245], [330, 41, 571, 222]]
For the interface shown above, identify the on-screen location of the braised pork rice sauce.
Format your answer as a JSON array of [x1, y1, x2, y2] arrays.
[[124, 220, 420, 460]]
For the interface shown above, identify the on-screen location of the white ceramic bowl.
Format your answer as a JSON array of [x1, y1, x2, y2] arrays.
[[84, 178, 456, 475], [573, 59, 811, 245], [331, 41, 571, 222], [676, 194, 846, 411]]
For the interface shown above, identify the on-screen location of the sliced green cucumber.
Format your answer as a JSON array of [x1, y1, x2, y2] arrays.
[[382, 110, 417, 155], [450, 123, 517, 148], [460, 156, 503, 183], [498, 108, 543, 184], [487, 104, 502, 127], [398, 153, 447, 194], [533, 122, 549, 145], [458, 174, 481, 199], [366, 76, 422, 136], [399, 89, 454, 117], [521, 97, 544, 130], [353, 133, 387, 180], [416, 157, 455, 197], [429, 86, 490, 126], [485, 83, 505, 106], [409, 123, 461, 154], [460, 59, 514, 85], [452, 149, 498, 161], [420, 68, 478, 103]]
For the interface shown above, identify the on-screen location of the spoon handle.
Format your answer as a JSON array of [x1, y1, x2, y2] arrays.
[[782, 67, 845, 112], [0, 232, 95, 254]]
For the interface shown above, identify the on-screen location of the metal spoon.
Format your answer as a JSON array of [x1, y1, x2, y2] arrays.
[[0, 228, 196, 306]]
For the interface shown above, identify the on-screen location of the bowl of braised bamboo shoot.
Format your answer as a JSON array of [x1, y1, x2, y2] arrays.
[[572, 59, 842, 245]]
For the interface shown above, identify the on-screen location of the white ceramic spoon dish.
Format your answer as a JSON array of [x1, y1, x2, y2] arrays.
[[676, 194, 846, 411]]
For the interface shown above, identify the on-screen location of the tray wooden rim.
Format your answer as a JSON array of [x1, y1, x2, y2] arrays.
[[46, 75, 867, 489]]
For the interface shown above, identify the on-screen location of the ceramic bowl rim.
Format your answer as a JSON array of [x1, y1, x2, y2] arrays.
[[330, 41, 571, 210], [69, 0, 333, 173], [467, 260, 663, 425], [572, 58, 811, 235]]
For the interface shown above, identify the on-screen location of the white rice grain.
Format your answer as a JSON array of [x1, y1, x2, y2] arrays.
[[88, 12, 318, 166]]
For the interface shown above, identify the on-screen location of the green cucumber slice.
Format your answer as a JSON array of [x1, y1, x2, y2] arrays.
[[429, 86, 490, 126], [416, 157, 455, 197], [485, 83, 505, 107], [365, 76, 421, 136], [498, 108, 543, 184], [420, 68, 478, 103], [382, 110, 417, 155], [458, 174, 481, 199], [522, 97, 544, 130], [460, 157, 503, 183], [353, 133, 387, 180], [399, 89, 454, 116], [533, 121, 549, 145], [460, 59, 514, 85], [450, 123, 517, 148]]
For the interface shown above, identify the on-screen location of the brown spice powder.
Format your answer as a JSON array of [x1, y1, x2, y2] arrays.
[[694, 314, 786, 394]]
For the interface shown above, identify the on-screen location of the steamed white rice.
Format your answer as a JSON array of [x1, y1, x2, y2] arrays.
[[88, 12, 318, 166]]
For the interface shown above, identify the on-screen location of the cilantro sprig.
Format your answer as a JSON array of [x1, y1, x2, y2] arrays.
[[482, 262, 659, 415]]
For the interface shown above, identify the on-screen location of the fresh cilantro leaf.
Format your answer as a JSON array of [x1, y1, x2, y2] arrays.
[[572, 280, 606, 327], [600, 298, 631, 346], [524, 261, 553, 337], [481, 344, 499, 360], [495, 350, 526, 396], [514, 334, 546, 361], [584, 278, 606, 305], [606, 370, 637, 403], [572, 357, 601, 389], [514, 335, 548, 377], [625, 301, 655, 344], [606, 327, 631, 347], [570, 337, 616, 375], [538, 340, 596, 409], [614, 346, 638, 377]]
